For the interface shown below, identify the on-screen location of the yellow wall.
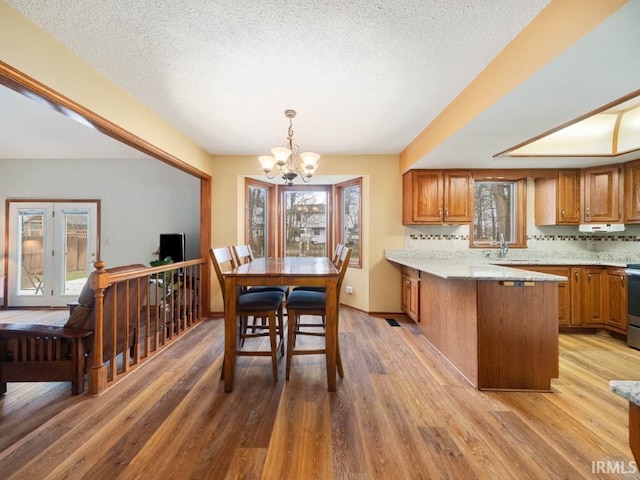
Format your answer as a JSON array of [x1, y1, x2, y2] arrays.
[[0, 1, 212, 173], [211, 155, 404, 314], [1, 1, 406, 316]]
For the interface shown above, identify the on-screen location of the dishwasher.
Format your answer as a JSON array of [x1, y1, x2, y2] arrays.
[[626, 264, 640, 350]]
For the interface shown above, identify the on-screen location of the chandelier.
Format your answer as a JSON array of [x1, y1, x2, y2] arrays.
[[258, 109, 319, 186]]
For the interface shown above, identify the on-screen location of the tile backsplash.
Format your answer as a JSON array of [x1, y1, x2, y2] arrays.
[[404, 224, 640, 261]]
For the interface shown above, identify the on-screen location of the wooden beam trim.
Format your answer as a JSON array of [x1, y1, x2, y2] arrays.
[[0, 60, 210, 180]]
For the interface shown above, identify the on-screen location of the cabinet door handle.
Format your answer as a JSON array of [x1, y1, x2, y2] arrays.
[[574, 271, 579, 282], [585, 207, 590, 219], [587, 273, 591, 282], [438, 208, 443, 217], [406, 280, 410, 287], [444, 208, 449, 218], [621, 275, 625, 287], [560, 208, 565, 218]]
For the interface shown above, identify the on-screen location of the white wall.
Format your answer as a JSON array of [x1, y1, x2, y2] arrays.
[[0, 157, 200, 268]]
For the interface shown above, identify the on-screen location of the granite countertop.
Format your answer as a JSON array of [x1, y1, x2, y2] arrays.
[[385, 254, 567, 282], [490, 258, 628, 267], [610, 380, 640, 406]]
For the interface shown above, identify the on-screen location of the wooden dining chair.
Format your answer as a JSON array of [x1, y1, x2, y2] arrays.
[[291, 243, 344, 293], [209, 247, 285, 382], [285, 247, 352, 380], [231, 244, 289, 297]]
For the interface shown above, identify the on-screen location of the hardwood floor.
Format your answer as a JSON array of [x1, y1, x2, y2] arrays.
[[1, 308, 639, 479]]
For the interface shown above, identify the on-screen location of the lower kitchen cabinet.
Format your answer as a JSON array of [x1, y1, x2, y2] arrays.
[[607, 268, 628, 332], [517, 265, 627, 333], [579, 267, 607, 325], [516, 266, 572, 326], [401, 266, 420, 322]]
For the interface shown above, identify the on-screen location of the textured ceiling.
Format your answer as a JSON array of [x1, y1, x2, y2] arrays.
[[3, 0, 640, 171], [4, 0, 549, 156]]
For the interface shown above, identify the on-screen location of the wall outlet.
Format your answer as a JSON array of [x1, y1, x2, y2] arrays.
[[345, 285, 354, 294]]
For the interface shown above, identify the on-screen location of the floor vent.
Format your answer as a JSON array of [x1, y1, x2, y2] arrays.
[[385, 318, 401, 327]]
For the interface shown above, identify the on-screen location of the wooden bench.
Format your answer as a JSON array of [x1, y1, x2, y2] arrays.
[[0, 263, 148, 395]]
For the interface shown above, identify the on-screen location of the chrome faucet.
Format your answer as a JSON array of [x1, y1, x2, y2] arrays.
[[498, 233, 509, 259]]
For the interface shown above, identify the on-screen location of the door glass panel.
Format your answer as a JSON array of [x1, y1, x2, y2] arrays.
[[62, 209, 90, 296], [9, 201, 98, 307], [283, 190, 328, 257], [247, 185, 267, 258], [19, 209, 45, 296]]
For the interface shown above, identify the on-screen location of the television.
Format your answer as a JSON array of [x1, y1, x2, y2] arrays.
[[159, 233, 186, 263]]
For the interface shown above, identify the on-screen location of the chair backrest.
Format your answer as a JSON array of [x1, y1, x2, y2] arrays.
[[332, 244, 344, 266], [232, 244, 253, 267], [337, 247, 352, 292], [209, 247, 235, 297]]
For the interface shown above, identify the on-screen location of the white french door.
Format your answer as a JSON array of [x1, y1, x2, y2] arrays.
[[7, 202, 98, 307]]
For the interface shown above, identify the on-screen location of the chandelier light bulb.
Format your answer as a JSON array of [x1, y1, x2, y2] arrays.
[[258, 155, 276, 172], [300, 152, 320, 170], [271, 147, 292, 165]]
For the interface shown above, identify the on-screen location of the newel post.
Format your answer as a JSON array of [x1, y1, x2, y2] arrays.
[[88, 260, 108, 395]]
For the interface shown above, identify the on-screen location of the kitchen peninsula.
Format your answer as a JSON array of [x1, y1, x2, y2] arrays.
[[386, 252, 567, 392]]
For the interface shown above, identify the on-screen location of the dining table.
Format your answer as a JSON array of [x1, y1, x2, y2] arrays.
[[222, 256, 340, 392]]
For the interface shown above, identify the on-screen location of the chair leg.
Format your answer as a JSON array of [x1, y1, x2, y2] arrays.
[[286, 310, 297, 381], [239, 316, 248, 346], [268, 312, 279, 382], [277, 303, 285, 355]]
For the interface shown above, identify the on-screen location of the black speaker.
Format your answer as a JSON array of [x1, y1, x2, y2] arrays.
[[159, 233, 186, 263]]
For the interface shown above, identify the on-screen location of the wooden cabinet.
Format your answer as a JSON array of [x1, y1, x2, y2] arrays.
[[443, 171, 474, 222], [580, 267, 607, 325], [401, 266, 420, 322], [402, 170, 472, 224], [514, 265, 571, 326], [520, 265, 625, 331], [535, 170, 580, 225], [606, 268, 627, 331], [624, 160, 640, 223], [582, 165, 622, 223]]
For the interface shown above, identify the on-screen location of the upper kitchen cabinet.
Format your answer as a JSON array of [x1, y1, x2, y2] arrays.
[[624, 159, 640, 223], [402, 170, 473, 224], [582, 165, 622, 223], [535, 169, 580, 225]]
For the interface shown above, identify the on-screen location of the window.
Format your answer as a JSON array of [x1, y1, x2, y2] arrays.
[[245, 179, 275, 258], [336, 178, 362, 267], [471, 179, 526, 248], [281, 186, 330, 257], [245, 178, 362, 264]]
